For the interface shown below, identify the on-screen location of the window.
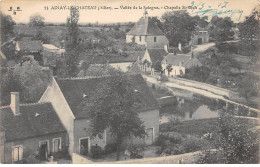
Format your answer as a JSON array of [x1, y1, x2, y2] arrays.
[[139, 36, 142, 42], [154, 37, 157, 42], [53, 138, 61, 152], [12, 145, 23, 162]]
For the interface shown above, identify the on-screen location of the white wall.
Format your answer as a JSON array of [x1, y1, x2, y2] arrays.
[[162, 63, 185, 77], [39, 77, 75, 154]]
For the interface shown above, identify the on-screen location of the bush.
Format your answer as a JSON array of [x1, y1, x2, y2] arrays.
[[182, 135, 210, 153], [105, 143, 117, 154], [91, 145, 104, 159]]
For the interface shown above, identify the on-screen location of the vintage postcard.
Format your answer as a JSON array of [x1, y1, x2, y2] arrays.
[[0, 0, 259, 164]]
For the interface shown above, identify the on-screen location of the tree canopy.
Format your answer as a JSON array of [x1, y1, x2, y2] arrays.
[[209, 16, 234, 42], [161, 10, 197, 46], [0, 13, 15, 43], [1, 60, 51, 105], [65, 7, 82, 76], [29, 14, 45, 29], [83, 72, 146, 160]]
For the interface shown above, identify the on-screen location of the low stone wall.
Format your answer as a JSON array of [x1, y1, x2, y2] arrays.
[[169, 77, 239, 98], [157, 96, 177, 106], [101, 150, 205, 164], [72, 153, 92, 164]]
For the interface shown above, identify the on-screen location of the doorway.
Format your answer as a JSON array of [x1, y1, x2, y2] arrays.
[[39, 141, 49, 160], [79, 138, 89, 156], [145, 128, 154, 145], [198, 38, 203, 45]]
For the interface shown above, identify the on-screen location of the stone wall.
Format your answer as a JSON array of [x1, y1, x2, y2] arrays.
[[3, 132, 68, 164]]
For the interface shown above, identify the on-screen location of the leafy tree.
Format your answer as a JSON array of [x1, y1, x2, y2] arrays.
[[0, 13, 15, 43], [151, 16, 164, 30], [166, 64, 173, 76], [65, 7, 80, 76], [29, 14, 45, 29], [83, 72, 146, 160], [153, 60, 162, 72], [1, 69, 23, 105], [1, 60, 51, 104], [184, 66, 210, 82], [13, 60, 52, 103], [214, 112, 259, 163], [238, 5, 260, 42], [236, 73, 259, 99], [161, 10, 196, 46], [209, 16, 234, 42], [127, 61, 142, 74]]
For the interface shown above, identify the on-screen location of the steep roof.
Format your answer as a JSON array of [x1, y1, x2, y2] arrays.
[[17, 40, 43, 52], [127, 16, 165, 36], [162, 53, 191, 66], [146, 49, 168, 64], [183, 57, 202, 68], [54, 74, 159, 119], [0, 102, 66, 141]]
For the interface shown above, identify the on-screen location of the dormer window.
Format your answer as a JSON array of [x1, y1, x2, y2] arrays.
[[154, 37, 157, 42]]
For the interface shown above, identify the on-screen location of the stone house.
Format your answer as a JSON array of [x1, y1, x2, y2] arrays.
[[126, 11, 169, 50], [161, 53, 202, 77], [189, 26, 209, 45], [0, 92, 68, 164], [39, 74, 159, 156], [15, 40, 43, 65], [141, 48, 168, 74], [88, 51, 145, 72]]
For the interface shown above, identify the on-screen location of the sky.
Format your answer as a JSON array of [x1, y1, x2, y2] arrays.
[[0, 0, 259, 24]]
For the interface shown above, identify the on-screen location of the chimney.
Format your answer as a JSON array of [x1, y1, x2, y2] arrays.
[[164, 45, 168, 53], [10, 92, 20, 115], [178, 42, 182, 51]]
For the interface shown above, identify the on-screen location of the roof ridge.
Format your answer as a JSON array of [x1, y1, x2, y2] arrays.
[[20, 101, 50, 106], [57, 74, 121, 80]]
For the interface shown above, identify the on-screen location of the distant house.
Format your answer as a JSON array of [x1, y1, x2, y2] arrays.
[[42, 44, 66, 75], [126, 11, 169, 50], [189, 26, 209, 45], [142, 48, 168, 74], [89, 51, 145, 72], [0, 92, 68, 164], [39, 74, 159, 156], [161, 53, 202, 77], [15, 40, 43, 65]]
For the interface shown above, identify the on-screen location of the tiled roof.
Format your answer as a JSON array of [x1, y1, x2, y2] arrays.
[[146, 49, 168, 64], [54, 74, 159, 119], [0, 102, 66, 141], [127, 17, 165, 36], [162, 53, 191, 66], [91, 51, 144, 64], [17, 40, 43, 52], [183, 57, 202, 68]]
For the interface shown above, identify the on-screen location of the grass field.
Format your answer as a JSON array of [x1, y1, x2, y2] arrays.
[[14, 25, 97, 47]]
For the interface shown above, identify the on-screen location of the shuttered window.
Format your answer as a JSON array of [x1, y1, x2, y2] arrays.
[[12, 145, 23, 162]]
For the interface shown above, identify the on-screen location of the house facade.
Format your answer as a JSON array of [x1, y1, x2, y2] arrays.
[[141, 48, 168, 74], [161, 53, 202, 77], [0, 92, 68, 164], [189, 26, 209, 45], [126, 12, 169, 50], [39, 74, 159, 156], [161, 53, 190, 77]]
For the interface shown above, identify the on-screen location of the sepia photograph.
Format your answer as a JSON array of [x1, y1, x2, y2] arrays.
[[0, 0, 259, 164]]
